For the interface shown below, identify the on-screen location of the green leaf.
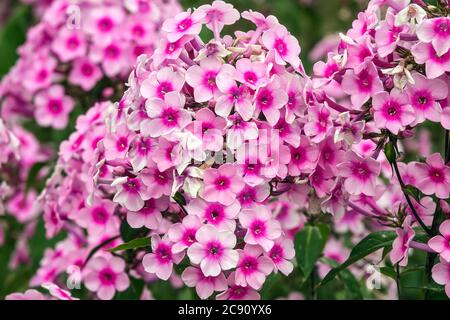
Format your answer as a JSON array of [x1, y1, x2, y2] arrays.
[[0, 6, 32, 76], [321, 257, 363, 299], [404, 186, 420, 200], [116, 277, 145, 300], [173, 192, 187, 206], [380, 266, 396, 280], [320, 231, 396, 287], [149, 280, 177, 300], [404, 285, 444, 293], [25, 162, 48, 193], [260, 273, 280, 300], [380, 265, 425, 280], [178, 287, 196, 300], [120, 220, 146, 242], [295, 223, 330, 278], [109, 237, 150, 252], [384, 143, 396, 164]]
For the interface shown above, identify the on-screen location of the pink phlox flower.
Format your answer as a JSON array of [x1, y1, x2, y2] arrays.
[[239, 205, 282, 251], [111, 175, 152, 212], [413, 153, 450, 199], [187, 224, 239, 277], [372, 89, 415, 134], [341, 61, 384, 109], [417, 17, 450, 57], [216, 66, 254, 120], [142, 235, 184, 280], [186, 58, 229, 102], [262, 24, 301, 68], [405, 72, 448, 124], [304, 104, 333, 143], [151, 137, 183, 172], [34, 85, 75, 129], [197, 1, 240, 36], [390, 216, 415, 267], [75, 198, 118, 236], [126, 197, 169, 229], [200, 164, 245, 206], [140, 164, 174, 199], [186, 198, 240, 232], [140, 67, 185, 100], [236, 183, 270, 209], [235, 58, 270, 90], [267, 238, 295, 276], [411, 41, 450, 79], [84, 254, 130, 300], [103, 123, 134, 161], [235, 244, 273, 290], [225, 114, 259, 150], [254, 75, 288, 126], [168, 214, 203, 253], [143, 91, 191, 137], [432, 257, 450, 298], [216, 272, 261, 300], [428, 220, 450, 263], [186, 108, 226, 152], [51, 28, 87, 62], [336, 151, 381, 196], [287, 136, 319, 175], [181, 266, 228, 299], [162, 8, 206, 42]]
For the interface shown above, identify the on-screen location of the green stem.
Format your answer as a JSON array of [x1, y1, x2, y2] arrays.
[[310, 267, 316, 300], [445, 130, 449, 164], [389, 139, 432, 236], [396, 263, 402, 300]]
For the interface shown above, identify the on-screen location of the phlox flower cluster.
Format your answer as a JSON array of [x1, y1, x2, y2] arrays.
[[32, 1, 307, 300], [0, 0, 181, 275], [0, 119, 48, 225], [310, 0, 450, 296], [0, 0, 181, 129]]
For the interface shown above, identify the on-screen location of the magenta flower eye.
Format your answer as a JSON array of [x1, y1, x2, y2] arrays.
[[97, 17, 114, 32]]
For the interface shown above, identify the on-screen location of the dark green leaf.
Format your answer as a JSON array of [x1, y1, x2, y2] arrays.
[[295, 223, 330, 278], [320, 231, 396, 287], [109, 237, 150, 252], [384, 143, 396, 164], [173, 192, 187, 206], [0, 6, 32, 76], [116, 277, 145, 300], [25, 162, 48, 193], [120, 220, 146, 242], [380, 266, 396, 280], [321, 257, 363, 299]]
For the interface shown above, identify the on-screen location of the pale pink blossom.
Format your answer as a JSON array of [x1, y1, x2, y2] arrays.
[[372, 89, 415, 134], [84, 254, 130, 300], [34, 85, 74, 129], [235, 245, 273, 290], [390, 216, 415, 266], [200, 164, 245, 206], [239, 205, 282, 251], [187, 225, 239, 277], [428, 220, 450, 263], [142, 235, 184, 280], [181, 266, 228, 299], [413, 153, 450, 199], [262, 25, 301, 68], [337, 151, 381, 196]]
